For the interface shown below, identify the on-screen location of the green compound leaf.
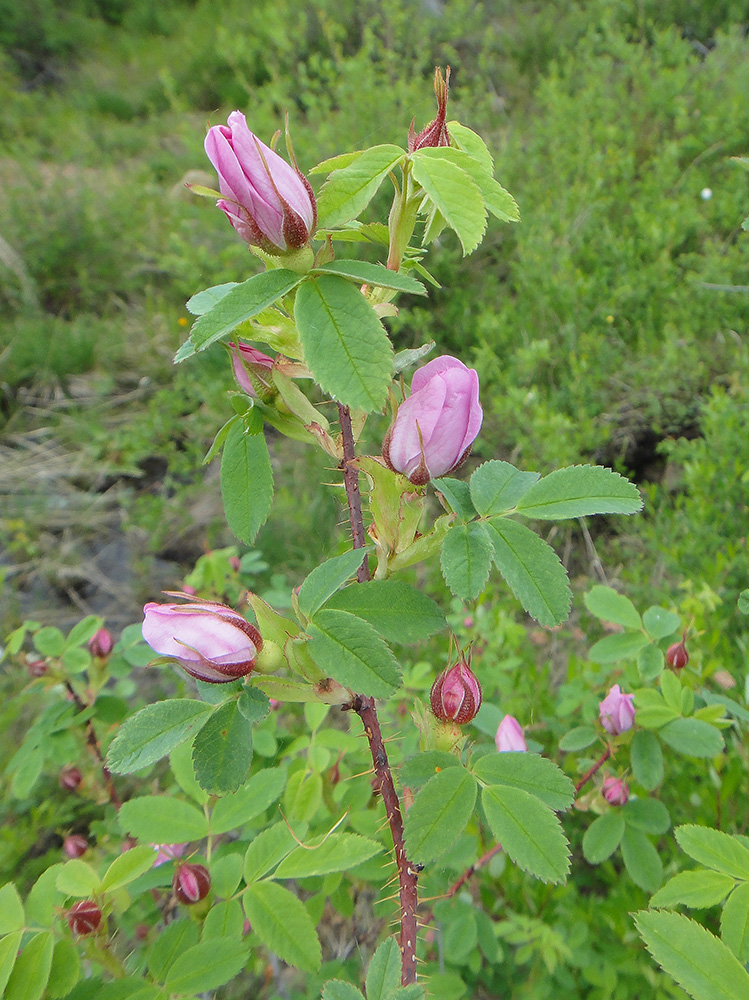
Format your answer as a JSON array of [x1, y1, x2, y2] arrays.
[[324, 580, 447, 645], [411, 148, 487, 254], [295, 275, 393, 413], [322, 982, 366, 1000], [469, 461, 539, 517], [559, 726, 598, 752], [471, 752, 575, 811], [583, 811, 626, 864], [482, 785, 570, 883], [313, 260, 426, 296], [56, 860, 101, 898], [630, 730, 664, 790], [307, 609, 401, 698], [650, 870, 735, 909], [588, 631, 650, 664], [162, 939, 250, 995], [275, 832, 382, 879], [148, 918, 199, 982], [447, 120, 495, 175], [0, 883, 24, 934], [621, 826, 663, 892], [676, 826, 749, 880], [118, 795, 209, 843], [298, 549, 372, 619], [243, 881, 322, 973], [404, 767, 477, 864], [659, 718, 724, 758], [0, 933, 22, 999], [366, 937, 401, 1000], [440, 521, 494, 601], [203, 899, 245, 940], [210, 765, 287, 835], [186, 282, 238, 316], [638, 643, 665, 682], [634, 909, 749, 1000], [220, 418, 273, 544], [643, 605, 681, 640], [484, 518, 572, 627], [623, 798, 671, 835], [46, 938, 80, 999], [514, 464, 642, 520], [4, 930, 54, 1000], [106, 699, 215, 774], [243, 821, 308, 883], [175, 269, 301, 362], [721, 883, 749, 962], [415, 144, 519, 224], [100, 846, 158, 892], [398, 751, 461, 789], [192, 699, 253, 795], [316, 144, 406, 228], [583, 585, 642, 629], [433, 477, 478, 520]]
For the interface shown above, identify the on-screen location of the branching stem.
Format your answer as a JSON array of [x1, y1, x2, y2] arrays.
[[65, 680, 121, 810], [574, 745, 612, 797]]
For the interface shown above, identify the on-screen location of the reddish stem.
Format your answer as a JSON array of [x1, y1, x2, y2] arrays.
[[65, 681, 121, 810], [419, 842, 503, 927], [574, 746, 612, 797], [337, 402, 418, 985]]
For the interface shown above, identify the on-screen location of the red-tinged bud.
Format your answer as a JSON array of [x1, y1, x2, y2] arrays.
[[430, 657, 482, 725], [229, 555, 242, 572], [408, 67, 451, 151], [27, 659, 48, 678], [173, 863, 211, 905], [67, 900, 102, 936], [602, 775, 630, 806], [122, 837, 138, 852], [666, 638, 689, 670], [135, 924, 149, 941], [59, 765, 82, 792], [64, 834, 88, 858], [88, 627, 114, 659]]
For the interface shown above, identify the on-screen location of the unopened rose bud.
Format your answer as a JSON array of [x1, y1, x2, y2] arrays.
[[383, 356, 482, 486], [88, 628, 114, 659], [142, 600, 262, 684], [64, 834, 88, 859], [173, 863, 211, 905], [67, 900, 102, 936], [666, 638, 689, 670], [135, 924, 149, 940], [59, 765, 82, 792], [430, 657, 482, 724], [229, 342, 275, 399], [495, 715, 528, 753], [408, 67, 451, 151], [229, 555, 242, 572], [182, 584, 197, 596], [599, 684, 635, 736], [27, 659, 48, 678], [602, 775, 629, 806]]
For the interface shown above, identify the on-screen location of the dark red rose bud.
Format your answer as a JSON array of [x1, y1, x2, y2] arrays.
[[229, 556, 242, 572], [67, 900, 102, 936], [135, 923, 149, 940], [666, 639, 689, 670], [430, 658, 482, 724], [27, 659, 48, 678], [88, 627, 114, 659], [173, 863, 211, 905], [64, 834, 88, 858], [59, 765, 82, 792]]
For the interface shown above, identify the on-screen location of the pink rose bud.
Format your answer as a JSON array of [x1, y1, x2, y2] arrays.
[[408, 66, 451, 151], [59, 765, 83, 792], [382, 356, 483, 486], [602, 775, 630, 806], [64, 834, 88, 859], [599, 684, 635, 736], [666, 637, 689, 670], [229, 341, 275, 397], [229, 555, 242, 572], [27, 659, 48, 678], [67, 900, 102, 936], [463, 616, 474, 628], [430, 658, 482, 724], [204, 111, 316, 251], [173, 863, 211, 905], [142, 600, 262, 684], [152, 843, 187, 867], [495, 714, 528, 753], [88, 627, 114, 659]]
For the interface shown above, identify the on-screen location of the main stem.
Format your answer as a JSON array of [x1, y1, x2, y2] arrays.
[[338, 403, 419, 985]]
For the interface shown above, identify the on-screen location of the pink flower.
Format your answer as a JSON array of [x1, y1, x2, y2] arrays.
[[382, 356, 483, 486], [142, 600, 262, 684], [152, 843, 187, 868], [430, 658, 482, 724], [599, 684, 635, 736], [230, 341, 274, 397], [495, 715, 528, 753], [204, 111, 316, 251], [602, 775, 629, 806]]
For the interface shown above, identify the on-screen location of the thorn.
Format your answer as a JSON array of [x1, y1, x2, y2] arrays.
[[347, 767, 376, 780]]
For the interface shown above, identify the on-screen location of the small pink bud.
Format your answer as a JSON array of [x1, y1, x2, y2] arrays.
[[182, 584, 197, 596], [173, 863, 211, 905], [88, 628, 114, 659], [152, 843, 186, 867], [666, 639, 689, 670], [495, 715, 528, 753], [27, 658, 48, 678], [599, 685, 635, 736], [602, 775, 629, 806], [229, 555, 242, 572], [67, 900, 102, 936], [135, 924, 149, 940], [463, 616, 474, 628], [229, 342, 275, 398], [64, 835, 88, 858], [430, 658, 482, 724], [59, 765, 82, 792]]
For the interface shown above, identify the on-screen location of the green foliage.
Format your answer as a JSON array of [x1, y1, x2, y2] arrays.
[[220, 415, 274, 544], [404, 767, 477, 864]]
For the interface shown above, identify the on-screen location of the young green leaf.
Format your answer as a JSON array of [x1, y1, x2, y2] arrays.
[[630, 730, 664, 790], [295, 275, 393, 412], [162, 939, 250, 994], [175, 269, 302, 361], [313, 260, 426, 296], [675, 826, 749, 880], [118, 795, 209, 843], [202, 899, 245, 940], [621, 826, 663, 892], [659, 718, 724, 758], [366, 937, 401, 1000], [404, 767, 477, 864], [148, 918, 200, 982], [638, 644, 665, 682], [440, 521, 494, 601], [582, 811, 626, 864], [298, 549, 372, 619], [56, 861, 101, 898], [4, 931, 54, 1000], [642, 606, 681, 640], [107, 699, 215, 774], [322, 982, 366, 1000], [471, 752, 575, 811], [307, 609, 402, 698], [0, 933, 22, 999], [482, 785, 570, 883], [559, 726, 598, 752], [433, 478, 478, 520], [583, 585, 642, 629], [514, 465, 642, 520], [186, 282, 238, 315], [411, 149, 487, 254], [324, 579, 446, 644], [243, 881, 322, 972], [316, 144, 406, 228], [192, 699, 254, 795], [0, 884, 24, 934], [588, 631, 650, 664], [623, 798, 671, 835], [46, 938, 80, 999], [469, 461, 539, 517], [721, 882, 749, 962], [210, 765, 287, 835], [447, 120, 495, 174], [634, 909, 749, 1000], [398, 751, 461, 789], [650, 870, 735, 909], [275, 832, 382, 879], [220, 418, 273, 544], [243, 821, 308, 884], [484, 518, 572, 626], [100, 846, 158, 892]]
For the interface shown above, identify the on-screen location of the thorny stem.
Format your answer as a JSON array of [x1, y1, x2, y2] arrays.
[[65, 680, 121, 810], [337, 402, 419, 986], [574, 745, 612, 797]]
